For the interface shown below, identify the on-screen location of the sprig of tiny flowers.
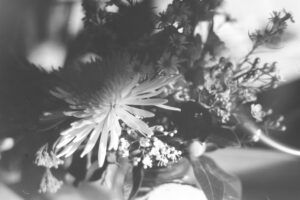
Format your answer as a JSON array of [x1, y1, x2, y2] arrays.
[[198, 51, 283, 123], [118, 126, 182, 169], [251, 103, 286, 132], [34, 144, 64, 193], [195, 10, 292, 124]]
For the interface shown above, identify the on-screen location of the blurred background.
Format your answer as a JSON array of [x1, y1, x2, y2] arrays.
[[0, 0, 300, 199]]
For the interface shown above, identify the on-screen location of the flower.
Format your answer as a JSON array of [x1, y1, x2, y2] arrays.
[[142, 155, 153, 169], [251, 104, 265, 122], [35, 144, 63, 169], [140, 137, 151, 147], [118, 138, 130, 157], [51, 71, 180, 167], [39, 168, 63, 193]]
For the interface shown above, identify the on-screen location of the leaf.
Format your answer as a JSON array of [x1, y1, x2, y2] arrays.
[[206, 127, 241, 149], [123, 163, 144, 200], [191, 156, 242, 200]]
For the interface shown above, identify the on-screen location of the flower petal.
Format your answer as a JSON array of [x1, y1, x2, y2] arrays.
[[131, 77, 166, 95], [125, 87, 165, 101], [64, 110, 93, 118], [156, 104, 181, 112], [57, 136, 85, 158], [80, 122, 104, 157], [56, 135, 75, 149], [132, 75, 179, 95], [117, 109, 153, 136], [98, 116, 110, 167], [64, 139, 85, 157], [122, 105, 155, 118], [124, 98, 168, 106], [73, 126, 94, 143], [61, 122, 91, 136], [108, 117, 120, 150]]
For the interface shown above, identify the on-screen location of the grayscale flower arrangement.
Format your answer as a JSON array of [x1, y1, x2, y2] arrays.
[[0, 0, 296, 200]]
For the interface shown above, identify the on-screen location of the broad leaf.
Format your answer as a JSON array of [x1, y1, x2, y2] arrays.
[[123, 163, 144, 200], [191, 156, 242, 200], [206, 127, 241, 149]]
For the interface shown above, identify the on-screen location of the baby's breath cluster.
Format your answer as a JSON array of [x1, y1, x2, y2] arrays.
[[141, 137, 182, 169], [118, 127, 182, 169]]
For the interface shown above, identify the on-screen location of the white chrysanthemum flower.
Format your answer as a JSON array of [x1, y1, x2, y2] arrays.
[[51, 73, 180, 167]]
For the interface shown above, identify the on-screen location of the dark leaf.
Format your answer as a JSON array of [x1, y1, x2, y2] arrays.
[[206, 127, 241, 149], [86, 160, 108, 182], [123, 163, 144, 200], [173, 101, 213, 141], [191, 156, 241, 200]]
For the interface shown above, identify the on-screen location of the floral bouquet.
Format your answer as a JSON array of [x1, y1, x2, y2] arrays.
[[0, 0, 296, 199]]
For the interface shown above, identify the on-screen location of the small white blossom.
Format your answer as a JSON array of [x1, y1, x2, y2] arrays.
[[118, 138, 130, 157], [140, 138, 151, 147], [142, 155, 153, 169], [157, 157, 169, 167], [251, 104, 265, 122]]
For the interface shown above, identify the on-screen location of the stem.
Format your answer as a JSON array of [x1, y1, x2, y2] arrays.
[[235, 112, 300, 157], [237, 44, 258, 69], [256, 129, 300, 156]]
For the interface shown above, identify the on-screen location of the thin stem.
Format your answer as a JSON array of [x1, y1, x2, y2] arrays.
[[237, 44, 258, 69]]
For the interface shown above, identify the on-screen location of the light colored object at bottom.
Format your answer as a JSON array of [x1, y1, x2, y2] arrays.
[[143, 183, 207, 200]]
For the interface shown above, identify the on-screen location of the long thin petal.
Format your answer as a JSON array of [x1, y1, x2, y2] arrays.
[[131, 77, 166, 95], [57, 136, 85, 158], [123, 98, 168, 106], [60, 123, 90, 136], [108, 117, 121, 150], [125, 87, 165, 101], [80, 122, 104, 157], [70, 119, 94, 129], [156, 104, 181, 112], [57, 144, 73, 157], [98, 116, 110, 167], [132, 75, 179, 95], [56, 135, 75, 149], [73, 126, 94, 143], [64, 139, 85, 157], [117, 109, 153, 136], [64, 110, 93, 118], [122, 105, 155, 118]]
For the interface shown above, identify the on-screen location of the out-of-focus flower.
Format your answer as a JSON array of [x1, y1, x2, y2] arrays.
[[118, 138, 130, 157], [35, 144, 63, 169], [157, 52, 181, 75], [142, 155, 153, 169], [251, 104, 265, 122], [140, 137, 151, 147], [0, 137, 14, 155], [39, 168, 63, 194], [51, 72, 180, 167]]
